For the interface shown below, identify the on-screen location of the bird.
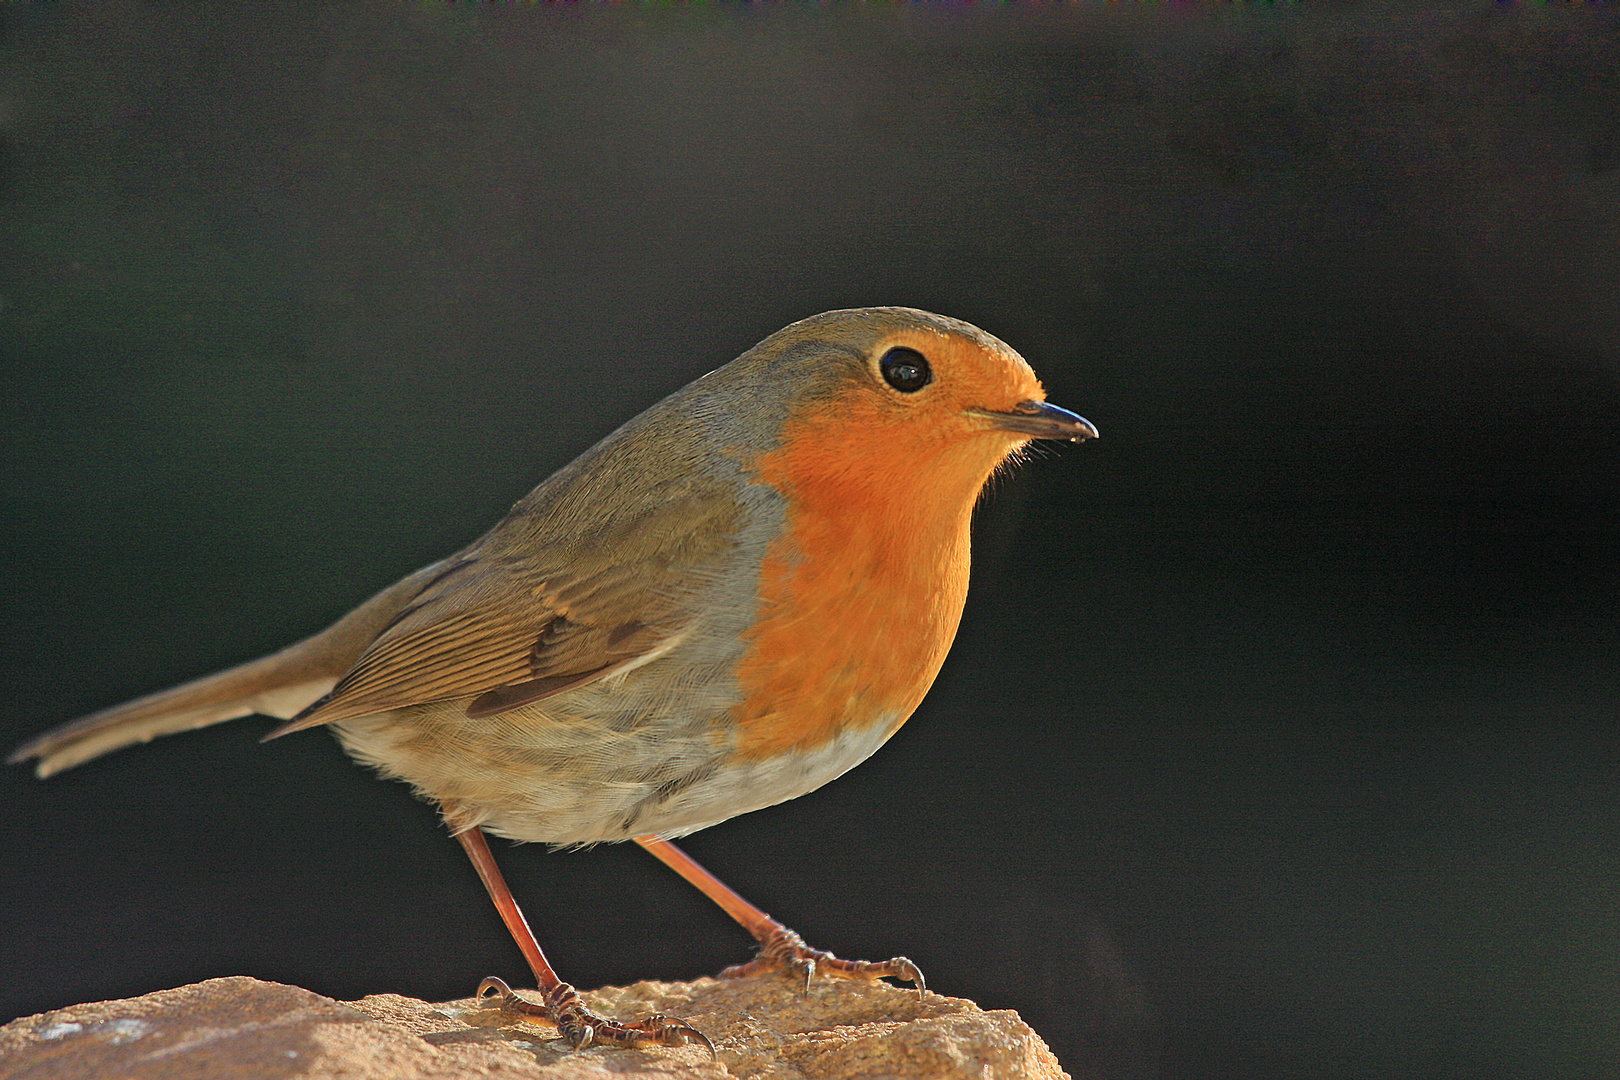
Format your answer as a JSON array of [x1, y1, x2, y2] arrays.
[[11, 306, 1096, 1053]]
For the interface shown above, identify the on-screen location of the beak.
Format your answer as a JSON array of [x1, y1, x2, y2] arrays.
[[973, 400, 1099, 443]]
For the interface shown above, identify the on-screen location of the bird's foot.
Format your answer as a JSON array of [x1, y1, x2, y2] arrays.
[[476, 976, 715, 1057], [720, 925, 926, 998]]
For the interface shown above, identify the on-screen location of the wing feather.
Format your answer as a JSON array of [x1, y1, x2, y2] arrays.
[[269, 480, 742, 735]]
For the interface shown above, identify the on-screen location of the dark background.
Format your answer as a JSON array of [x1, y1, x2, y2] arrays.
[[3, 5, 1619, 1079]]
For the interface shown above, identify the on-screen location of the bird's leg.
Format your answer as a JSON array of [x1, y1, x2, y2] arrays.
[[632, 835, 925, 997], [453, 825, 713, 1055]]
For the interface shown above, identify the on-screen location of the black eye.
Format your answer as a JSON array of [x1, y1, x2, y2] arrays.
[[879, 347, 932, 393]]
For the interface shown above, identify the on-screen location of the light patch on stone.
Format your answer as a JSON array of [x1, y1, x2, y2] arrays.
[[105, 1018, 152, 1043]]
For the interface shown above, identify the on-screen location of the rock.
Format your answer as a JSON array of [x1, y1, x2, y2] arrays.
[[0, 974, 1068, 1079]]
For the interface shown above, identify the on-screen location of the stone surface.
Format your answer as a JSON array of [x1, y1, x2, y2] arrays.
[[0, 975, 1068, 1079]]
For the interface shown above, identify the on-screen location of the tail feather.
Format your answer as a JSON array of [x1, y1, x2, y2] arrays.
[[9, 657, 337, 778], [9, 558, 454, 779]]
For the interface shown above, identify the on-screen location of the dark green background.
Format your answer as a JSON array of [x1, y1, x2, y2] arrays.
[[4, 6, 1619, 1079]]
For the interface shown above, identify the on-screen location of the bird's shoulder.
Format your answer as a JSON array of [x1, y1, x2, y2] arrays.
[[279, 410, 760, 731]]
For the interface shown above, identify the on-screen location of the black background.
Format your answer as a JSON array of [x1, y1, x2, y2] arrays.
[[4, 6, 1619, 1079]]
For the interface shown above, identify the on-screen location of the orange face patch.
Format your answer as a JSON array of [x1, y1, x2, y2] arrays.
[[726, 327, 1043, 761]]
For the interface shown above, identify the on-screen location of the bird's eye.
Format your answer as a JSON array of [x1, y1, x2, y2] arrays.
[[879, 347, 932, 393]]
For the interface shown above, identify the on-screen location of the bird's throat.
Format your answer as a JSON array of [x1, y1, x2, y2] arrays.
[[728, 424, 1003, 762]]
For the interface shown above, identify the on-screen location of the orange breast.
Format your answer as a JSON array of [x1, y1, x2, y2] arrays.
[[728, 398, 986, 762]]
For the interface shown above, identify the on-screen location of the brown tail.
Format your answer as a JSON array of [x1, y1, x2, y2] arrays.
[[9, 561, 449, 779]]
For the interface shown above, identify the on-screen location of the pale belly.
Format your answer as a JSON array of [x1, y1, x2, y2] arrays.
[[331, 687, 900, 847]]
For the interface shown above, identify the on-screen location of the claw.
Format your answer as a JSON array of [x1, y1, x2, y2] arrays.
[[635, 1015, 717, 1059], [477, 975, 517, 1003], [722, 926, 927, 999], [896, 957, 927, 999], [470, 976, 714, 1058]]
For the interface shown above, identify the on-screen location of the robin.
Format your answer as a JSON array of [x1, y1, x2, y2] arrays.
[[12, 307, 1096, 1053]]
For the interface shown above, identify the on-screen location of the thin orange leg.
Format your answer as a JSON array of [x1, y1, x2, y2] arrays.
[[456, 825, 560, 993], [633, 835, 925, 996], [455, 826, 713, 1055]]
